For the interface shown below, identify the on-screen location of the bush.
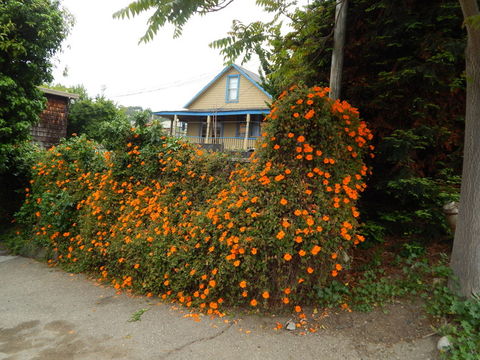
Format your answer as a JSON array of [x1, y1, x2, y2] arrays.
[[17, 85, 372, 313]]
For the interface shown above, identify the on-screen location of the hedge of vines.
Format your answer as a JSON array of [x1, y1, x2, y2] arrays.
[[18, 85, 373, 314]]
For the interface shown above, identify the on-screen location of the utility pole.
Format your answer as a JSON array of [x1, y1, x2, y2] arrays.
[[329, 0, 348, 100]]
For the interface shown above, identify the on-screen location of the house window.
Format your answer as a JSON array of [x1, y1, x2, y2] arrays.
[[226, 75, 240, 102]]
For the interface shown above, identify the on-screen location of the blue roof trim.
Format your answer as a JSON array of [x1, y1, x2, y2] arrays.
[[183, 64, 272, 108], [154, 109, 269, 117], [231, 64, 272, 100]]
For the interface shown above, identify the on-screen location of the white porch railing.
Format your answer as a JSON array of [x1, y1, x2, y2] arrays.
[[181, 136, 258, 151]]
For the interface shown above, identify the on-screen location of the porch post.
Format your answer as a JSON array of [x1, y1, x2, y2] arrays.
[[173, 115, 178, 136], [243, 113, 251, 150], [205, 115, 211, 144], [169, 118, 173, 136]]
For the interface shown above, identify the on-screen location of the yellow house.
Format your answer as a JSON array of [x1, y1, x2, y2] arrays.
[[154, 64, 272, 151]]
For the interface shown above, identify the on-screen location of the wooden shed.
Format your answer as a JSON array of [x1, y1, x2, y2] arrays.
[[31, 87, 79, 148]]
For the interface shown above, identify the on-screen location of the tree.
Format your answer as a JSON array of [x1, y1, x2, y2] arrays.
[[0, 0, 70, 171], [450, 0, 480, 297], [113, 0, 238, 41], [274, 1, 466, 241], [67, 96, 129, 143], [0, 0, 70, 223]]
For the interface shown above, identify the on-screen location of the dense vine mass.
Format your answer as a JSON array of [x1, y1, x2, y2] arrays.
[[18, 85, 373, 315]]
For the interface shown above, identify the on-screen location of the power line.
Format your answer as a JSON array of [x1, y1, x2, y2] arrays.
[[110, 72, 214, 98]]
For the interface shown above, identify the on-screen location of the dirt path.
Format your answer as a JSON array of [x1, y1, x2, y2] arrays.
[[0, 253, 439, 360]]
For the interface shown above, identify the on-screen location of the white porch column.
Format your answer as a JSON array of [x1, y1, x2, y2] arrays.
[[173, 115, 178, 136], [205, 115, 211, 144], [243, 113, 251, 150]]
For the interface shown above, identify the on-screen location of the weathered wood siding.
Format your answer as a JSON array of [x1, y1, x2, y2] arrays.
[[188, 68, 270, 110], [31, 94, 69, 148]]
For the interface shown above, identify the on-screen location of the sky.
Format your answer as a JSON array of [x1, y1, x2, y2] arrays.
[[52, 0, 309, 112]]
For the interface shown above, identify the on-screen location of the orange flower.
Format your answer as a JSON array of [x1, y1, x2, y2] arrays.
[[283, 253, 292, 261], [331, 253, 338, 259], [311, 245, 321, 255], [209, 302, 218, 309], [295, 305, 302, 313], [298, 249, 306, 256], [335, 264, 343, 271], [134, 263, 140, 269], [209, 280, 217, 287], [276, 230, 286, 240], [239, 281, 247, 288], [307, 267, 314, 274], [262, 291, 270, 299], [287, 132, 295, 138], [273, 144, 280, 150], [280, 198, 288, 205], [250, 299, 258, 306], [331, 270, 338, 277], [282, 297, 290, 304], [251, 248, 258, 255], [297, 135, 305, 143]]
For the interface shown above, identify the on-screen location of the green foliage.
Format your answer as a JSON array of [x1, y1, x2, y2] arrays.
[[67, 96, 130, 145], [314, 248, 480, 359], [267, 0, 466, 241], [115, 0, 466, 241], [0, 0, 70, 223], [16, 85, 372, 311], [425, 279, 480, 359], [128, 308, 149, 322], [120, 106, 152, 127], [114, 0, 241, 40], [0, 0, 70, 170]]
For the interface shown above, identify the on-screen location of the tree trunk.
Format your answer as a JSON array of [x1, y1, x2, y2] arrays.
[[450, 0, 480, 297], [329, 0, 348, 100]]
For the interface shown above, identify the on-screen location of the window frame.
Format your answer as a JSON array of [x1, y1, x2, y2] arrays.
[[225, 74, 240, 103]]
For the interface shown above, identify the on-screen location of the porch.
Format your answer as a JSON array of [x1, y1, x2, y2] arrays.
[[153, 109, 268, 151]]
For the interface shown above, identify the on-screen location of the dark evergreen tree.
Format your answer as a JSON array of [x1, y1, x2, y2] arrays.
[[267, 0, 466, 240]]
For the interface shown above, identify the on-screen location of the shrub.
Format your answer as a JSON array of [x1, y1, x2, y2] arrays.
[[17, 85, 372, 314]]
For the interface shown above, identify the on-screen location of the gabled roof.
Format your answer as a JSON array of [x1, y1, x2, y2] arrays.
[[184, 64, 271, 108], [39, 87, 80, 99]]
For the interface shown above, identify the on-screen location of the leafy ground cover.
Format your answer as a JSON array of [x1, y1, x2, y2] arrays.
[[312, 240, 480, 360]]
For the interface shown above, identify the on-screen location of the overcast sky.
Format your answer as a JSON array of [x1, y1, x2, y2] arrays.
[[52, 0, 309, 111]]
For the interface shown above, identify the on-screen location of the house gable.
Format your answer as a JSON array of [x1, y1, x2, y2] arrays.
[[185, 64, 271, 111]]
